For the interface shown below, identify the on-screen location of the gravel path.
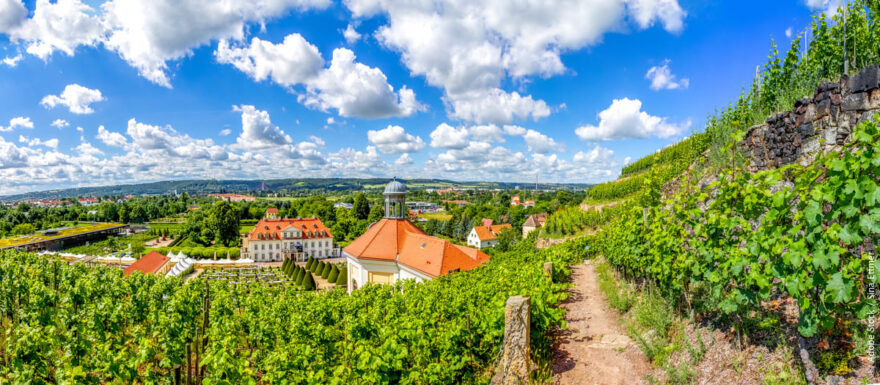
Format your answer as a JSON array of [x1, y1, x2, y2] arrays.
[[551, 261, 651, 385]]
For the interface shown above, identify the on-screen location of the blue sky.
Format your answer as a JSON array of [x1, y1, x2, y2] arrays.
[[0, 0, 838, 195]]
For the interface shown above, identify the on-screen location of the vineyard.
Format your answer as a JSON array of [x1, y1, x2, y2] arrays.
[[618, 133, 711, 178], [585, 137, 706, 202], [0, 237, 589, 383], [539, 204, 627, 238], [595, 117, 878, 342]]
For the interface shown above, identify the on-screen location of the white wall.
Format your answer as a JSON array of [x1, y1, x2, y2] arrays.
[[345, 252, 431, 293]]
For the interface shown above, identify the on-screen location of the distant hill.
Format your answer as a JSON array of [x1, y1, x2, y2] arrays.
[[0, 178, 592, 202]]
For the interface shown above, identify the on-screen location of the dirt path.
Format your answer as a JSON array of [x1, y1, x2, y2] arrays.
[[551, 261, 651, 385]]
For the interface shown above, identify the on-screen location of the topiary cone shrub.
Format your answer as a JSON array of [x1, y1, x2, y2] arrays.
[[334, 265, 347, 286], [293, 265, 302, 283], [302, 272, 316, 291], [327, 265, 339, 283]]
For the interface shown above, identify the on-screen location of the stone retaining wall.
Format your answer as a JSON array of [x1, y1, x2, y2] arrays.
[[743, 65, 880, 171]]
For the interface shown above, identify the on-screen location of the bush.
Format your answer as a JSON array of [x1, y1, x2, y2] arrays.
[[302, 272, 316, 291], [296, 267, 306, 285], [335, 265, 347, 286], [320, 262, 331, 279], [328, 265, 339, 283], [294, 266, 303, 283]]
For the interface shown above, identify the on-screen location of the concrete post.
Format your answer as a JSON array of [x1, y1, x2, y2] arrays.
[[492, 296, 532, 385], [543, 262, 553, 282]]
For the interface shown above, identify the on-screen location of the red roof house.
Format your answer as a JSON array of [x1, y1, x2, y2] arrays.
[[124, 251, 171, 276]]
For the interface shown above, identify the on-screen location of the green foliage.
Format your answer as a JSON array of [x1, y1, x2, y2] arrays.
[[301, 271, 316, 291], [328, 265, 339, 283], [10, 223, 36, 236], [595, 118, 880, 338], [320, 262, 331, 279], [0, 230, 591, 383], [353, 193, 370, 220], [620, 133, 711, 178], [206, 200, 241, 247], [335, 264, 348, 286], [296, 266, 306, 286], [594, 261, 635, 313], [540, 204, 626, 238], [152, 246, 239, 260]]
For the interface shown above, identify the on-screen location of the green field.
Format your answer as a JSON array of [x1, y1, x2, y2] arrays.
[[419, 212, 452, 221]]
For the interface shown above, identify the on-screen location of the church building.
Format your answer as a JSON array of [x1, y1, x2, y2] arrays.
[[342, 179, 490, 292]]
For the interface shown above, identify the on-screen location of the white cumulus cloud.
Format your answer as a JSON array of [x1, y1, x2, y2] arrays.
[[101, 0, 331, 87], [429, 123, 469, 149], [215, 34, 323, 87], [2, 53, 22, 67], [51, 119, 70, 128], [96, 125, 128, 147], [217, 36, 423, 119], [645, 60, 689, 90], [348, 0, 685, 124], [343, 24, 362, 44], [40, 84, 105, 114], [233, 105, 293, 151], [6, 0, 105, 60], [0, 116, 33, 132], [575, 98, 687, 141], [19, 135, 59, 149], [523, 129, 563, 154], [367, 125, 426, 154]]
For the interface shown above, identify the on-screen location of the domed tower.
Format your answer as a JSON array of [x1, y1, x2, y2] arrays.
[[384, 178, 407, 219]]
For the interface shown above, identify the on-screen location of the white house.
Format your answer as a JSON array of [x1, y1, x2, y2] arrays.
[[467, 219, 513, 249], [343, 179, 490, 292], [241, 208, 335, 262]]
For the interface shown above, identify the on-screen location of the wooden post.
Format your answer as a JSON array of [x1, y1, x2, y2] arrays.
[[185, 343, 191, 385], [491, 296, 532, 385], [194, 335, 201, 384], [542, 262, 553, 282], [173, 365, 181, 385]]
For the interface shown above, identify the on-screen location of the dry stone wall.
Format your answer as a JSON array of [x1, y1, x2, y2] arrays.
[[743, 65, 880, 171]]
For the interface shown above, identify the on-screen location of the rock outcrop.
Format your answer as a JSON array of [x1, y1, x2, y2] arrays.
[[743, 65, 880, 171]]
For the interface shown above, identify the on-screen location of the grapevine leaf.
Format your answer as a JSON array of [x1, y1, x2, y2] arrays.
[[804, 201, 822, 226], [825, 272, 852, 304], [859, 212, 880, 234], [838, 223, 862, 246], [718, 298, 738, 313], [798, 311, 819, 337]]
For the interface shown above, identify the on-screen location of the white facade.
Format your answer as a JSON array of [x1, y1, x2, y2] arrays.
[[467, 228, 497, 249], [248, 237, 334, 262], [344, 251, 430, 292]]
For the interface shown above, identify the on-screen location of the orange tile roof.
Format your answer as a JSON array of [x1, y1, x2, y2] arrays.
[[343, 218, 490, 278], [473, 224, 513, 241], [248, 217, 333, 241], [266, 208, 279, 214], [124, 251, 170, 276]]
